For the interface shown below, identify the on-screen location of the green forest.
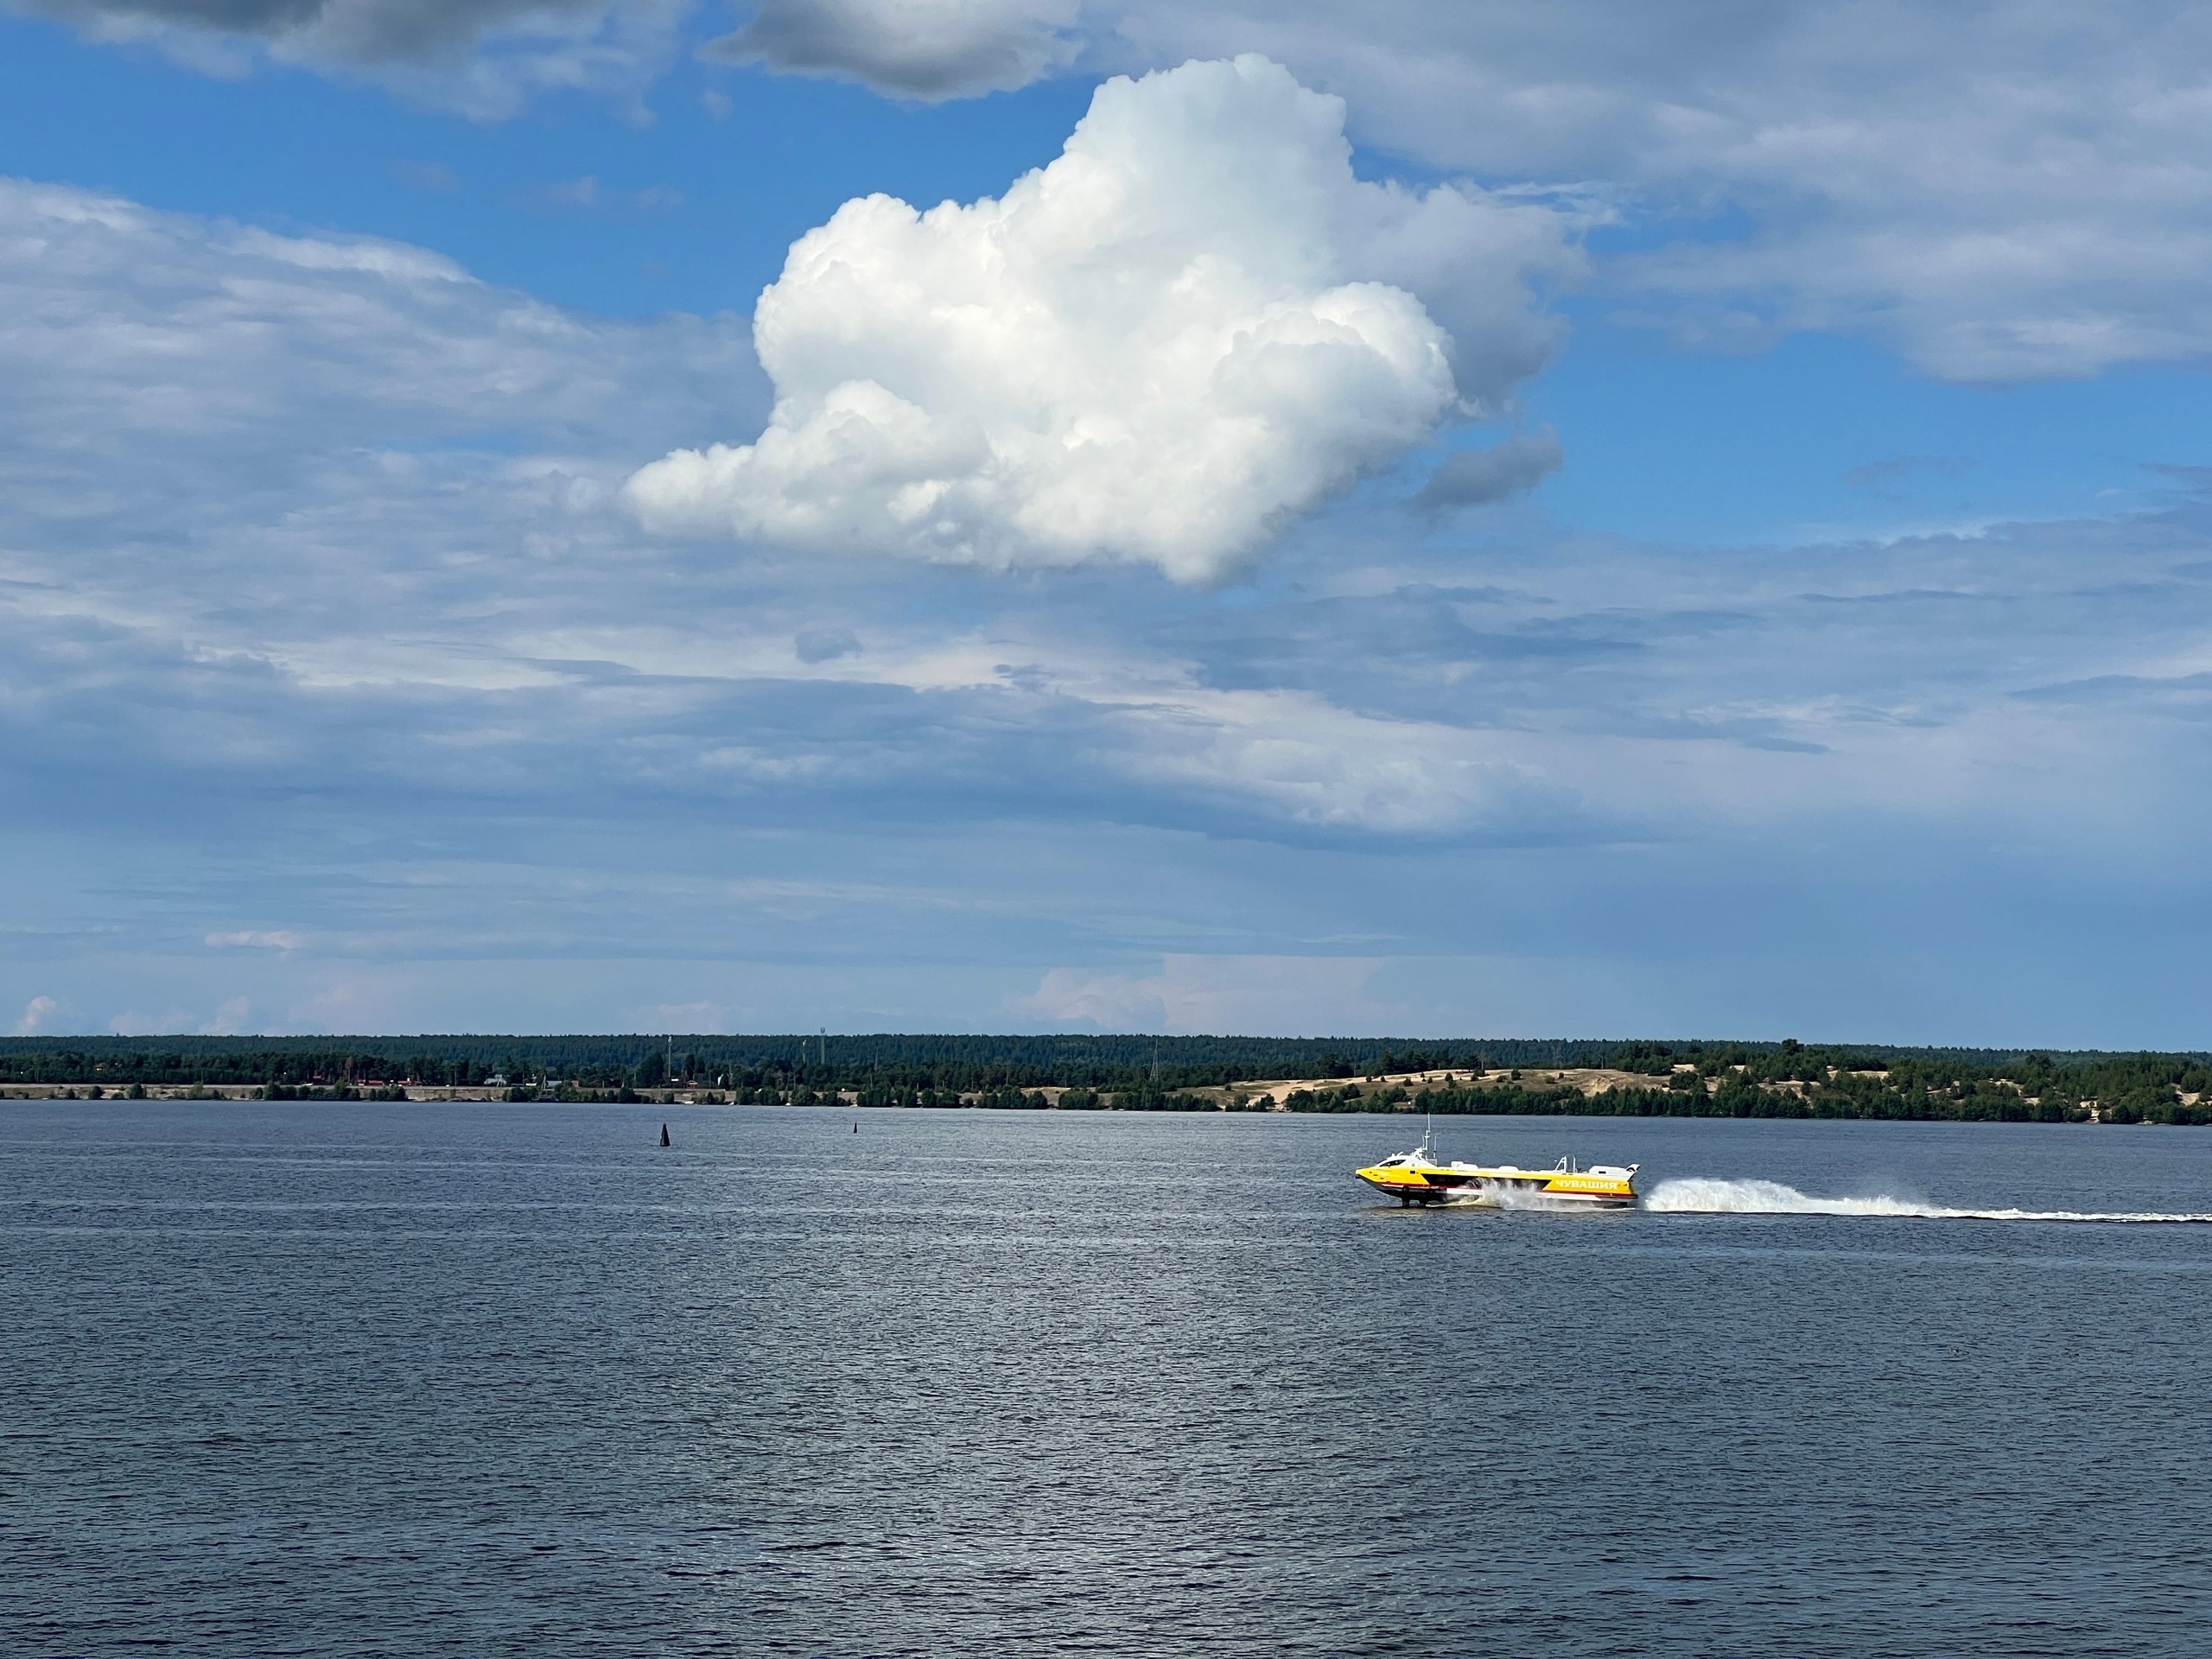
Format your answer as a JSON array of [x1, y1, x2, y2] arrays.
[[1, 1033, 2209, 1124], [1274, 1041, 2212, 1127]]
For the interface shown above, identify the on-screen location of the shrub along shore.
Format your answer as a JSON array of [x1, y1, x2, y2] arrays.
[[2, 1036, 2209, 1126]]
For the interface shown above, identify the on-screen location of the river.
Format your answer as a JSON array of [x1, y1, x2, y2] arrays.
[[4, 1103, 2208, 1656]]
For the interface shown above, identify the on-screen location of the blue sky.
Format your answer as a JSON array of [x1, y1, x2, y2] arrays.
[[3, 1, 2210, 1042]]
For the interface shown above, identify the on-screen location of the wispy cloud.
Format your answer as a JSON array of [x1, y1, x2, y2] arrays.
[[1845, 454, 1972, 489], [7, 176, 2212, 1039], [107, 1008, 197, 1036], [206, 931, 308, 951], [522, 175, 684, 214], [201, 995, 251, 1035], [642, 1000, 730, 1033], [19, 0, 688, 120], [1416, 429, 1564, 513], [1010, 956, 1389, 1034], [794, 626, 860, 664], [25, 2, 2212, 392], [391, 160, 460, 194], [702, 0, 1078, 101]]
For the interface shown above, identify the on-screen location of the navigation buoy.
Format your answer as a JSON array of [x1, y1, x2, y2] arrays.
[[659, 1123, 671, 1148]]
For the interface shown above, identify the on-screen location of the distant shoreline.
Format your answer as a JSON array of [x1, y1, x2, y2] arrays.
[[5, 1055, 2205, 1127], [6, 1036, 2208, 1125]]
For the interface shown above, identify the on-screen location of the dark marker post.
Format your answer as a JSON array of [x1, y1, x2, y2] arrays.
[[660, 1123, 671, 1148]]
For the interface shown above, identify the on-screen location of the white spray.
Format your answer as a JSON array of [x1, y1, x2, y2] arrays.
[[1643, 1176, 2212, 1225]]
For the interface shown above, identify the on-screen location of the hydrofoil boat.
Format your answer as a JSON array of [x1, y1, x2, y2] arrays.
[[1355, 1145, 1639, 1209]]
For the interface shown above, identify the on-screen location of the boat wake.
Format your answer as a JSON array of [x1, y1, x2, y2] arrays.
[[1441, 1182, 1611, 1212], [1643, 1176, 2212, 1224]]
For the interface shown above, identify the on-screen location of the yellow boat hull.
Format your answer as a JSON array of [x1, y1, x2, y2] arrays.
[[1356, 1157, 1638, 1209]]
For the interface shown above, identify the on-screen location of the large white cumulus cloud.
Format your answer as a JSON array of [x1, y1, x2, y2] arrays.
[[625, 55, 1571, 582]]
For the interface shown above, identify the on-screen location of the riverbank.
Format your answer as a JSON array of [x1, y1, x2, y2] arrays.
[[5, 1058, 2203, 1125]]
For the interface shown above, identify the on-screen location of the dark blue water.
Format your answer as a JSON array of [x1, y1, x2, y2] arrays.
[[4, 1103, 2210, 1656]]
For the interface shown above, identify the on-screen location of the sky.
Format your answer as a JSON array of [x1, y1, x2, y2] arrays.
[[3, 1, 2210, 1045]]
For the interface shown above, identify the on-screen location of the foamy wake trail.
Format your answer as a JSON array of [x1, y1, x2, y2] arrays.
[[1643, 1176, 2212, 1224]]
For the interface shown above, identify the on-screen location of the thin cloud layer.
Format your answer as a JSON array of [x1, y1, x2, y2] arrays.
[[13, 170, 2209, 854], [21, 1, 2212, 385], [1106, 1, 2212, 381], [689, 0, 2212, 383], [12, 0, 683, 116], [626, 55, 1571, 581], [1415, 429, 1561, 512], [0, 175, 760, 480], [22, 0, 594, 60], [702, 0, 1077, 100], [1009, 953, 1387, 1033], [7, 174, 2212, 1038]]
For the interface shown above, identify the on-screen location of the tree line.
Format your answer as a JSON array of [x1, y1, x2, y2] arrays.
[[3, 1034, 2209, 1124], [0, 1033, 1549, 1087], [1286, 1040, 2212, 1126]]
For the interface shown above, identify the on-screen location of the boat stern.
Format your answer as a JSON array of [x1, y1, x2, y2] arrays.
[[1536, 1164, 1640, 1208]]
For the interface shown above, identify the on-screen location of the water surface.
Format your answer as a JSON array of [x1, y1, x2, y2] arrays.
[[4, 1103, 2209, 1656]]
